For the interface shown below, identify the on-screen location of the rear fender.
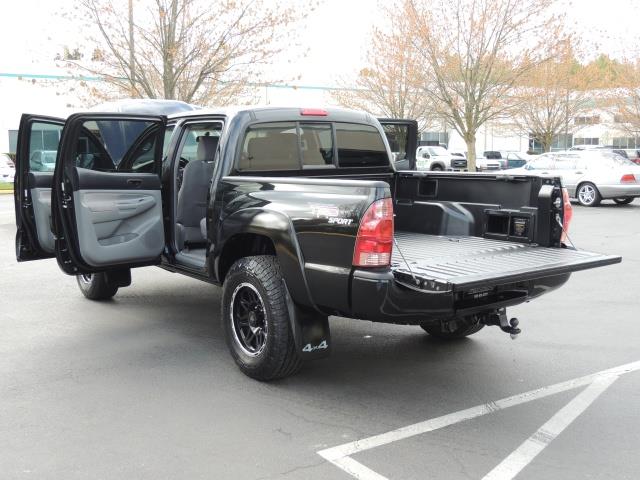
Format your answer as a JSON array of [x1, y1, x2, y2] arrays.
[[215, 208, 316, 310]]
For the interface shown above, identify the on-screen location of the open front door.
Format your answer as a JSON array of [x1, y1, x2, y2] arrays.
[[14, 114, 65, 261], [52, 113, 167, 275], [378, 118, 418, 171]]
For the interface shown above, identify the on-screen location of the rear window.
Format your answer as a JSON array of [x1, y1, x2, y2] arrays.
[[300, 123, 334, 167], [239, 122, 299, 171], [336, 123, 387, 167], [237, 121, 388, 171]]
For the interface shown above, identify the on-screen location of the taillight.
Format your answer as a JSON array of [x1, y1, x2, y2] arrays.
[[353, 198, 394, 267], [621, 174, 637, 183], [561, 187, 572, 243]]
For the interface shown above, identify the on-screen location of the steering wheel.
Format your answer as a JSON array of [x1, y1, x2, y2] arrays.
[[177, 157, 189, 190]]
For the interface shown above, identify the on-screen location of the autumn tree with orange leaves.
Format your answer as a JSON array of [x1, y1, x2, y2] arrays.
[[513, 40, 594, 152], [407, 0, 563, 170], [333, 2, 432, 131]]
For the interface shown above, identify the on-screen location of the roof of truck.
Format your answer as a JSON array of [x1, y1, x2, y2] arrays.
[[90, 99, 199, 115], [168, 105, 376, 124], [88, 99, 376, 124]]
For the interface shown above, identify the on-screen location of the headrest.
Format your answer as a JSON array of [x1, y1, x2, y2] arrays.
[[197, 136, 219, 162]]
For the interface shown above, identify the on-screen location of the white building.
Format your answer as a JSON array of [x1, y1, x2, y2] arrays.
[[421, 107, 640, 155]]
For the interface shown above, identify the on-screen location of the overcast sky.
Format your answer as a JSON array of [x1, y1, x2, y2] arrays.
[[2, 0, 639, 88]]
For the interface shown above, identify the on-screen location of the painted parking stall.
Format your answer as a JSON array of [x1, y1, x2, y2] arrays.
[[319, 360, 640, 480]]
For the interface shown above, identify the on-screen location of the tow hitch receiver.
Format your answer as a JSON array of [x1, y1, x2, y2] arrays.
[[482, 308, 521, 339]]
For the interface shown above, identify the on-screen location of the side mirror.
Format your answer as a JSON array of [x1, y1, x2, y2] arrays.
[[422, 153, 430, 159]]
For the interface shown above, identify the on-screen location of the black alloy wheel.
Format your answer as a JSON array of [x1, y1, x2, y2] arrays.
[[230, 283, 268, 356]]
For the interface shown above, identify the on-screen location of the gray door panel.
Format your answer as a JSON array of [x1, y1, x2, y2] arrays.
[[52, 114, 167, 274], [73, 189, 164, 267], [30, 187, 55, 253]]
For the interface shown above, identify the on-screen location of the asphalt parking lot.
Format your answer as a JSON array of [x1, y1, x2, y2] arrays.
[[1, 192, 639, 480]]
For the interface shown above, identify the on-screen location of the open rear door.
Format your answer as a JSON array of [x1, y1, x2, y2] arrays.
[[378, 118, 418, 171], [14, 114, 65, 261], [52, 113, 167, 275]]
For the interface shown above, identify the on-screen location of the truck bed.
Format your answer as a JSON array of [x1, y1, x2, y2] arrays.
[[392, 232, 621, 291]]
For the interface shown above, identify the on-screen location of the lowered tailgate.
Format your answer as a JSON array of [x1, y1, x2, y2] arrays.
[[392, 232, 621, 291]]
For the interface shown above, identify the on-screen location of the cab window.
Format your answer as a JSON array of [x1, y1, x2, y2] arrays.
[[382, 123, 409, 162], [336, 123, 387, 167], [29, 122, 63, 172], [177, 123, 223, 162], [239, 122, 299, 171], [300, 123, 334, 167], [74, 119, 161, 173]]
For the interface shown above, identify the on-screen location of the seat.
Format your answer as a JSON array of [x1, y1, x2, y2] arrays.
[[176, 136, 218, 249], [242, 133, 298, 170]]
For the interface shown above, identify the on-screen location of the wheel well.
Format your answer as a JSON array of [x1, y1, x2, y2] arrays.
[[430, 162, 445, 170], [218, 233, 276, 282]]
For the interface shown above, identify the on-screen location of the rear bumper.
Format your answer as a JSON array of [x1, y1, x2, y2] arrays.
[[349, 269, 571, 324], [598, 184, 640, 198]]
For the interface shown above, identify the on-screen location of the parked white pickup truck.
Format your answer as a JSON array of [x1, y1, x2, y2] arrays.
[[416, 146, 467, 171]]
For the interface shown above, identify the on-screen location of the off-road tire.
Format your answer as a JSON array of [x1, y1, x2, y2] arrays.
[[76, 273, 119, 300], [222, 255, 301, 381], [613, 197, 634, 205], [420, 321, 484, 339]]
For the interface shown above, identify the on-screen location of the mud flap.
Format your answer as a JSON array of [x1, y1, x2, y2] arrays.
[[283, 280, 331, 360]]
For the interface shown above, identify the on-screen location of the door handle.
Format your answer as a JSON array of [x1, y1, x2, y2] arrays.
[[575, 171, 584, 175], [127, 178, 143, 187]]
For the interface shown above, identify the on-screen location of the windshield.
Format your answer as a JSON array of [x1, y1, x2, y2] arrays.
[[428, 146, 448, 156]]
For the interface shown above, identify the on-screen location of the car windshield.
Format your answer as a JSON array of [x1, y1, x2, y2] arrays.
[[427, 146, 448, 156]]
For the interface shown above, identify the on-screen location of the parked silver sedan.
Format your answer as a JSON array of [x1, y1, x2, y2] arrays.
[[510, 151, 640, 206]]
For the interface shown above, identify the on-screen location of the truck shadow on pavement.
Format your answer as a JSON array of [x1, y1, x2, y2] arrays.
[[100, 279, 502, 390]]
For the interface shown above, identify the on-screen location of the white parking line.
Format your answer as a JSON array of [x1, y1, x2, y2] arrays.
[[481, 374, 618, 480], [317, 360, 640, 480]]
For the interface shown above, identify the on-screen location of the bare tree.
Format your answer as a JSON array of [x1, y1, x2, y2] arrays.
[[333, 2, 432, 131], [64, 0, 306, 105], [408, 0, 562, 170], [513, 40, 592, 152]]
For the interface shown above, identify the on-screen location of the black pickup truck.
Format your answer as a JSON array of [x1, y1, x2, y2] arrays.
[[14, 103, 621, 380]]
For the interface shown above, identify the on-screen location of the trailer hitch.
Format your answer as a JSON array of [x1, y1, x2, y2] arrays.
[[482, 308, 521, 339]]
